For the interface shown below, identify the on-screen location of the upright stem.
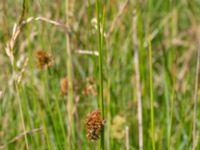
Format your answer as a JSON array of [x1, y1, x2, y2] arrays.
[[15, 82, 29, 150], [148, 37, 155, 150], [132, 10, 143, 150], [13, 0, 29, 149], [96, 0, 104, 149], [168, 63, 176, 150], [192, 43, 200, 150], [125, 126, 130, 150], [65, 0, 74, 148]]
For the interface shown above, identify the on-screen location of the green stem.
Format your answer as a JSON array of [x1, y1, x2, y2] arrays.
[[65, 0, 75, 148], [168, 64, 176, 150], [15, 82, 29, 150], [148, 37, 155, 150], [96, 0, 104, 149]]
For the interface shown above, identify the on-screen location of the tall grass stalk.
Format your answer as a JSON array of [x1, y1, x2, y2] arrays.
[[9, 0, 29, 149], [148, 37, 155, 150], [192, 46, 200, 150], [65, 0, 75, 148], [15, 83, 29, 150], [38, 102, 52, 150], [168, 63, 176, 150], [96, 0, 105, 149], [125, 126, 130, 150], [132, 10, 143, 150]]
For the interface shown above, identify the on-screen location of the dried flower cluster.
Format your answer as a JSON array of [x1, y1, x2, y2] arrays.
[[82, 77, 97, 96], [85, 110, 105, 141], [36, 50, 53, 69], [60, 77, 68, 95]]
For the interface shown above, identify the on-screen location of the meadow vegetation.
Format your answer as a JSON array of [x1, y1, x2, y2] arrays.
[[0, 0, 200, 149]]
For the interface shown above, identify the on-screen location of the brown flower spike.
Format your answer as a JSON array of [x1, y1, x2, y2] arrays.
[[36, 50, 53, 69], [85, 110, 105, 141]]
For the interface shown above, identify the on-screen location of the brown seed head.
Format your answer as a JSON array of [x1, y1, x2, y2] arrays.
[[85, 110, 105, 141], [60, 77, 68, 95], [36, 50, 53, 69]]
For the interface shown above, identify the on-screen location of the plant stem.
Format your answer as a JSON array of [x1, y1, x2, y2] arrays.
[[96, 0, 104, 149], [168, 62, 176, 150], [65, 0, 75, 148], [133, 10, 143, 150], [15, 82, 29, 150], [192, 44, 200, 150], [148, 37, 155, 150], [12, 0, 29, 149]]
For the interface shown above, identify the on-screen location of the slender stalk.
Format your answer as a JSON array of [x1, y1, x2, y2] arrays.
[[168, 62, 176, 150], [125, 126, 130, 150], [148, 37, 155, 150], [15, 83, 29, 150], [38, 101, 52, 150], [132, 10, 143, 150], [106, 78, 111, 150], [65, 0, 75, 148], [192, 43, 200, 150], [10, 0, 29, 149], [96, 0, 104, 149]]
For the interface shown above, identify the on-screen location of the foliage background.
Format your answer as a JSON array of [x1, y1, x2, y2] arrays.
[[0, 0, 200, 149]]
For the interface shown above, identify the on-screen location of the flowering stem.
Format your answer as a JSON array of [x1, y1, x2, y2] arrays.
[[96, 0, 105, 149]]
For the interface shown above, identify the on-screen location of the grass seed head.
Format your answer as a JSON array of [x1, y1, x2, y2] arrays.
[[60, 77, 68, 95], [36, 50, 53, 69], [85, 110, 105, 141]]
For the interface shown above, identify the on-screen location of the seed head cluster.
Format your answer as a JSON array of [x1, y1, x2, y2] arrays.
[[85, 110, 105, 141], [36, 50, 53, 69], [60, 77, 68, 95]]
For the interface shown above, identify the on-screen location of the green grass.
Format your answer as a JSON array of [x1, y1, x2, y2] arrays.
[[1, 0, 200, 149]]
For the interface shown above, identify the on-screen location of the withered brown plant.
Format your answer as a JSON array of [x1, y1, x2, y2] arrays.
[[60, 77, 68, 95], [36, 50, 53, 69], [85, 110, 105, 141]]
